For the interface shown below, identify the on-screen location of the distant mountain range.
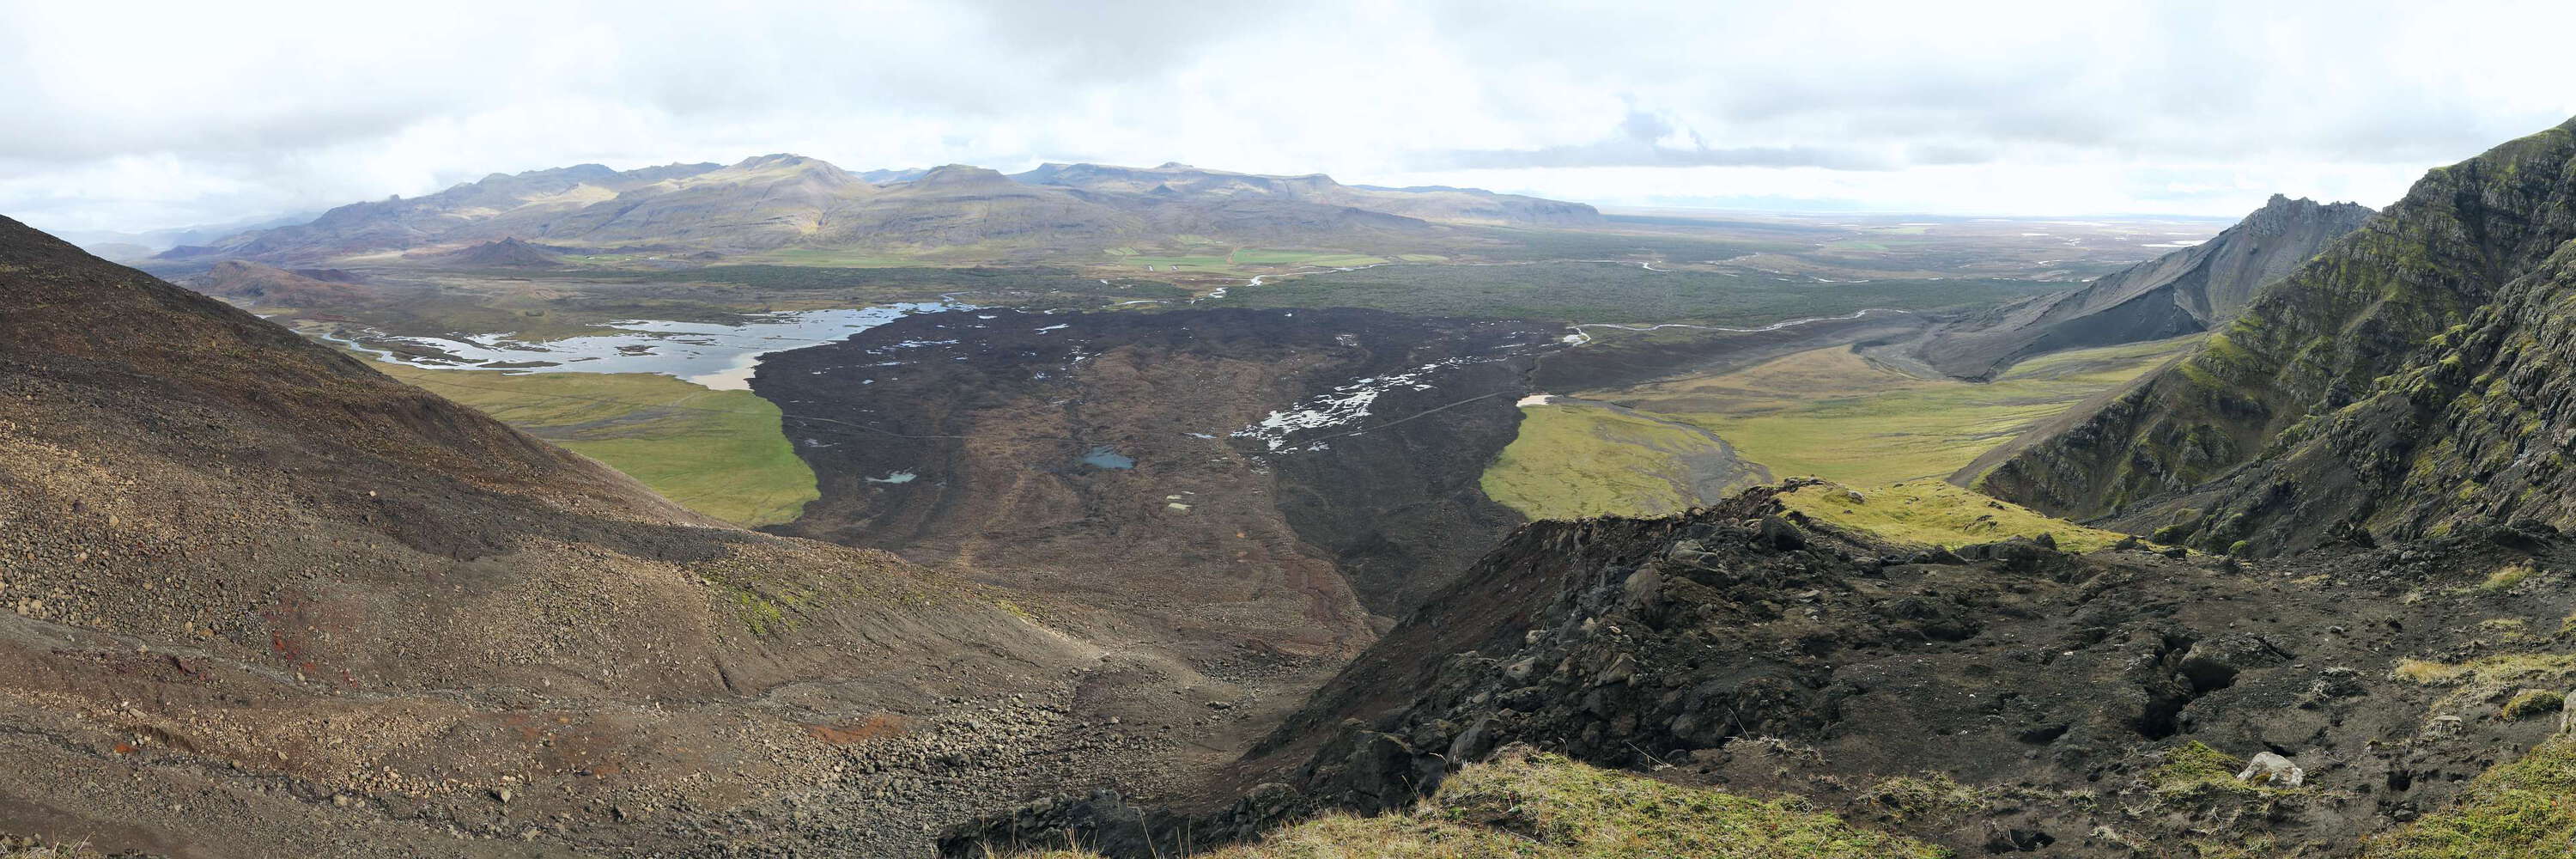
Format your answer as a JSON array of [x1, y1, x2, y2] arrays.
[[156, 156, 1601, 265], [57, 211, 324, 260]]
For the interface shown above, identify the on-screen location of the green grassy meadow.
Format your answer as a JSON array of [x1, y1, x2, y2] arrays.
[[1480, 401, 1764, 521], [377, 363, 817, 527], [1602, 335, 2198, 486]]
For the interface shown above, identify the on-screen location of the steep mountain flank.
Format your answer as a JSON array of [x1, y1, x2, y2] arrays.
[[1979, 118, 2576, 538], [1913, 194, 2371, 381], [536, 154, 875, 247], [951, 486, 2576, 858], [0, 216, 1249, 856], [164, 161, 721, 261], [754, 308, 1558, 667]]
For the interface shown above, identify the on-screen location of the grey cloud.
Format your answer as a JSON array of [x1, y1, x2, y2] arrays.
[[1414, 111, 1937, 171], [3, 0, 2572, 231]]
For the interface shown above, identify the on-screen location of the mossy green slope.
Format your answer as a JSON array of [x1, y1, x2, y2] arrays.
[[2362, 735, 2576, 858], [1979, 117, 2576, 550], [1479, 400, 1768, 520], [1778, 480, 2145, 552], [376, 364, 817, 527], [1583, 336, 2192, 488], [1023, 746, 1943, 859]]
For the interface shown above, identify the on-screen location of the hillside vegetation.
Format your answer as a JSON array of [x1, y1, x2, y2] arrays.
[[1585, 335, 2197, 488], [1479, 399, 1768, 520], [1980, 118, 2576, 553], [1777, 480, 2143, 552], [1017, 747, 1941, 859], [2361, 735, 2576, 857], [375, 363, 817, 526]]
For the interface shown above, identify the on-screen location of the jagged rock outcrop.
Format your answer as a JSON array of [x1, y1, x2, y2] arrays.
[[947, 482, 2576, 857], [1915, 194, 2371, 381], [1979, 117, 2576, 549]]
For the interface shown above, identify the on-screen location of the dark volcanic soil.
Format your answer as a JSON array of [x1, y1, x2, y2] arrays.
[[951, 485, 2576, 858], [753, 308, 1558, 683]]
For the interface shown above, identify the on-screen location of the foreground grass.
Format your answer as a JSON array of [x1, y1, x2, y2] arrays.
[[0, 840, 106, 859], [1019, 747, 1941, 859], [1601, 336, 2196, 486], [377, 363, 817, 527], [1778, 480, 2139, 552], [1481, 400, 1765, 520], [2362, 735, 2576, 857]]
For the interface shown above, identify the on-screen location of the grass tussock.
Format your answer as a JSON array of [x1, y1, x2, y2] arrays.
[[1016, 746, 1941, 859], [2391, 654, 2576, 724], [2149, 741, 2280, 800], [0, 838, 107, 859], [1778, 480, 2142, 552], [2470, 563, 2540, 594]]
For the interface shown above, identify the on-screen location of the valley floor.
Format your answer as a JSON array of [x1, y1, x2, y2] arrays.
[[1482, 332, 2202, 521]]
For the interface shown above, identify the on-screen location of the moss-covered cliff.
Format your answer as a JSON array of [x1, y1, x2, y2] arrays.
[[1979, 117, 2576, 552]]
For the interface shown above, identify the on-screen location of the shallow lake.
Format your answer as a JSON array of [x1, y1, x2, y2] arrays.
[[325, 302, 958, 390]]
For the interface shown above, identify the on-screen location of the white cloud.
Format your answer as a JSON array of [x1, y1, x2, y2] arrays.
[[3, 0, 2572, 232]]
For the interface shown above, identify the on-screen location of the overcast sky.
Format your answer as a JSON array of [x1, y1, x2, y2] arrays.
[[7, 0, 2574, 234]]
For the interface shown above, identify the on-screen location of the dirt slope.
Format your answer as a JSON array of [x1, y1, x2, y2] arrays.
[[0, 215, 1224, 856]]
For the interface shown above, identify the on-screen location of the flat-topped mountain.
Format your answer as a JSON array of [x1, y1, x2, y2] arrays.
[[157, 155, 1601, 265], [1911, 194, 2372, 381]]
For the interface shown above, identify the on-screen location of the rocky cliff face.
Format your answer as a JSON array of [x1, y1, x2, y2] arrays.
[[1914, 194, 2371, 381], [1979, 118, 2576, 541]]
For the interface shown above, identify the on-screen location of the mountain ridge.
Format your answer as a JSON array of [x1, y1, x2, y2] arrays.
[[1978, 116, 2576, 552], [1908, 193, 2372, 381], [158, 156, 1601, 265]]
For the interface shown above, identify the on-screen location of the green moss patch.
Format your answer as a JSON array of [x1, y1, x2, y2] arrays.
[[1480, 401, 1764, 520], [378, 363, 818, 527], [1779, 480, 2144, 553]]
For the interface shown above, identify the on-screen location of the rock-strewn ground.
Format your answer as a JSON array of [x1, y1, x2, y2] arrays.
[[0, 215, 1310, 857], [952, 484, 2576, 857]]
